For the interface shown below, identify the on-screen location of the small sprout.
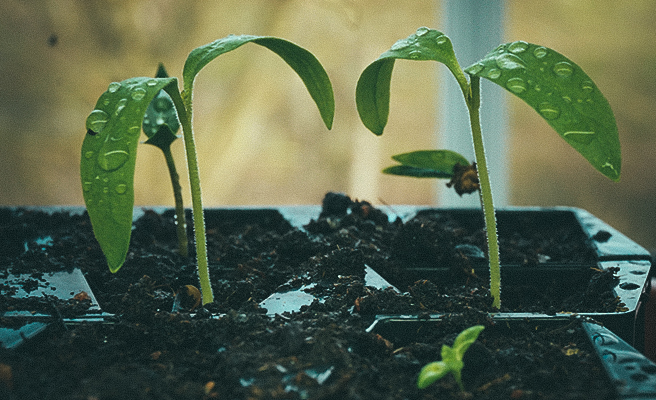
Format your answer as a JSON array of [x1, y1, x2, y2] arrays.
[[417, 325, 485, 391]]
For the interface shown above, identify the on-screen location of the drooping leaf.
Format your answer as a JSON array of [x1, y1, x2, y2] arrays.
[[81, 77, 183, 272], [356, 27, 466, 135], [464, 42, 621, 181], [383, 150, 470, 178], [183, 35, 334, 129]]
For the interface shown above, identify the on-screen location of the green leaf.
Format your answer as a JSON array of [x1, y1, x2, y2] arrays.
[[356, 27, 466, 135], [183, 35, 334, 129], [452, 325, 485, 359], [383, 150, 470, 178], [417, 361, 450, 389], [81, 77, 180, 272], [464, 42, 621, 181]]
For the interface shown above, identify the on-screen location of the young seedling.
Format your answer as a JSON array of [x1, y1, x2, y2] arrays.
[[417, 325, 485, 391], [81, 35, 335, 305], [142, 63, 188, 258], [356, 28, 621, 309]]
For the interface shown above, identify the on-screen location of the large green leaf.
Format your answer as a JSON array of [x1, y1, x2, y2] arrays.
[[464, 42, 621, 181], [356, 27, 466, 135], [81, 77, 183, 272], [383, 149, 470, 178], [183, 35, 334, 129]]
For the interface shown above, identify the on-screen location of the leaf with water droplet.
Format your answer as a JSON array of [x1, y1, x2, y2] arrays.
[[382, 150, 471, 178], [465, 42, 621, 181], [356, 28, 464, 135], [81, 76, 185, 272], [183, 35, 334, 129]]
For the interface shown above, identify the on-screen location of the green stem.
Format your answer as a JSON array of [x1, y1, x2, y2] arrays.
[[162, 146, 189, 258], [466, 76, 501, 309], [180, 90, 213, 305]]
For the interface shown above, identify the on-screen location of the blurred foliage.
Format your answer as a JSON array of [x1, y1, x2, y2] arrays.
[[0, 0, 654, 250]]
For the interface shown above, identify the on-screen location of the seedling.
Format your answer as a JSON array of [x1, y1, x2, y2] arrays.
[[142, 63, 188, 257], [356, 28, 620, 308], [417, 325, 485, 391], [81, 35, 335, 305]]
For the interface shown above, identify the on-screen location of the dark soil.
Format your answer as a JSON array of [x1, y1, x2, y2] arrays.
[[0, 193, 620, 399]]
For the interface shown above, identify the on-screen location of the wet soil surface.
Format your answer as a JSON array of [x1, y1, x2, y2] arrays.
[[0, 194, 619, 399]]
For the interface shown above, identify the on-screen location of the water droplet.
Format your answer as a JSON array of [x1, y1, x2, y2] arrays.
[[131, 87, 147, 101], [103, 98, 110, 106], [506, 77, 527, 94], [84, 151, 94, 159], [83, 182, 92, 192], [415, 27, 430, 36], [538, 102, 560, 120], [508, 41, 529, 54], [562, 96, 572, 103], [128, 125, 141, 135], [466, 63, 485, 75], [115, 183, 127, 194], [486, 68, 502, 79], [581, 81, 594, 92], [108, 82, 121, 93], [533, 46, 548, 58], [564, 131, 595, 144], [146, 79, 157, 87], [495, 53, 526, 71], [114, 98, 128, 116], [97, 149, 130, 171], [103, 186, 109, 194], [553, 61, 574, 77], [390, 39, 408, 51], [86, 110, 109, 134], [436, 35, 448, 45], [408, 50, 421, 59]]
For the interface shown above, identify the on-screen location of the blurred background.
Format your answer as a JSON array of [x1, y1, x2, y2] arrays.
[[1, 0, 654, 251]]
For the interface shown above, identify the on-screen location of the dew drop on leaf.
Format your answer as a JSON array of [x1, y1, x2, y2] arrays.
[[108, 82, 121, 93], [114, 98, 128, 116], [436, 35, 447, 45], [506, 77, 527, 94], [97, 149, 130, 171], [495, 53, 526, 71], [84, 151, 94, 159], [415, 27, 430, 36], [564, 131, 596, 145], [581, 81, 594, 93], [131, 87, 147, 101], [83, 182, 92, 192], [538, 102, 560, 120], [553, 61, 574, 77], [115, 183, 127, 194], [533, 46, 548, 58], [508, 41, 529, 54], [486, 68, 502, 79], [146, 79, 157, 87], [86, 110, 109, 134]]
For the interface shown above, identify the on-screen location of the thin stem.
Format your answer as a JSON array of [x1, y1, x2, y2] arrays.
[[180, 90, 213, 305], [466, 76, 501, 309], [162, 146, 189, 258]]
